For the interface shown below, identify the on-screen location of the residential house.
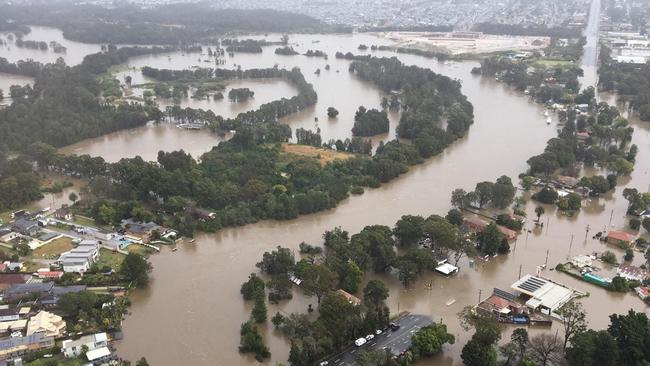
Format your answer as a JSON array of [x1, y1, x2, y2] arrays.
[[54, 205, 72, 221], [58, 239, 100, 273], [185, 207, 216, 221], [86, 346, 113, 364], [335, 289, 361, 306], [476, 289, 527, 319], [3, 262, 23, 272], [121, 219, 162, 243], [606, 230, 635, 247], [0, 333, 54, 359], [3, 282, 54, 301], [635, 286, 649, 300], [463, 216, 518, 241], [92, 229, 113, 241], [617, 264, 648, 282], [0, 308, 20, 322], [555, 176, 579, 189], [0, 274, 31, 292], [511, 274, 579, 315], [12, 219, 39, 236], [0, 228, 19, 243], [61, 332, 108, 358], [26, 311, 66, 338]]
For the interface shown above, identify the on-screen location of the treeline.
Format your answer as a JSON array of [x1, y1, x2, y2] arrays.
[[0, 57, 43, 77], [223, 39, 266, 53], [0, 46, 172, 151], [141, 66, 216, 82], [15, 39, 48, 50], [599, 46, 650, 121], [472, 23, 582, 38], [303, 50, 327, 58], [275, 46, 299, 56], [0, 4, 332, 45]]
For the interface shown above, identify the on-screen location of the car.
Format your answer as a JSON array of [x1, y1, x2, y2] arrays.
[[319, 362, 329, 366], [365, 334, 374, 341], [375, 329, 383, 335], [355, 337, 367, 347], [389, 322, 401, 331]]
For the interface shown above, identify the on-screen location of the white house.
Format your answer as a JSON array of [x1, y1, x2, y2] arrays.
[[61, 332, 108, 358], [58, 240, 100, 273]]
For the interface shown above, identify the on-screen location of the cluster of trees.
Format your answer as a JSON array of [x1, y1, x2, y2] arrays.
[[351, 106, 389, 136], [599, 46, 650, 121], [295, 128, 322, 147], [15, 39, 48, 50], [228, 87, 255, 102], [450, 176, 517, 210], [57, 290, 130, 334], [141, 65, 215, 82], [341, 55, 474, 159], [303, 50, 327, 58], [0, 57, 44, 77], [623, 188, 650, 215], [322, 137, 372, 155], [0, 153, 43, 211], [0, 47, 180, 151], [526, 102, 636, 178], [223, 39, 268, 53], [275, 46, 299, 55]]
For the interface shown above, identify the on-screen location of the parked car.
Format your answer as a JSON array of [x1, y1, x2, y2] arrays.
[[389, 322, 400, 331], [375, 329, 383, 335], [319, 362, 329, 366], [365, 334, 374, 341], [355, 337, 367, 347]]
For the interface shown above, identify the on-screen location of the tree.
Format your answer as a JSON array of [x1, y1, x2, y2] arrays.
[[393, 215, 425, 246], [478, 222, 503, 256], [256, 246, 295, 275], [252, 296, 267, 323], [135, 358, 150, 366], [527, 333, 564, 366], [327, 107, 339, 118], [624, 248, 634, 262], [341, 261, 363, 293], [535, 206, 545, 223], [475, 181, 494, 208], [500, 328, 529, 366], [461, 326, 500, 366], [566, 330, 619, 366], [450, 188, 468, 209], [239, 321, 271, 361], [643, 217, 650, 232], [410, 323, 455, 358], [608, 310, 650, 365], [557, 301, 587, 349], [363, 280, 389, 307], [119, 253, 152, 288], [302, 264, 338, 304], [68, 192, 78, 204], [445, 209, 463, 227], [241, 273, 265, 300]]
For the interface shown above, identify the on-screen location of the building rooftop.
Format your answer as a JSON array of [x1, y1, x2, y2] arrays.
[[86, 346, 111, 361]]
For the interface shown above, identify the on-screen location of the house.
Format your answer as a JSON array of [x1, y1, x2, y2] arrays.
[[12, 219, 39, 236], [26, 311, 66, 338], [607, 230, 635, 247], [335, 289, 361, 306], [54, 205, 72, 221], [511, 275, 579, 315], [3, 262, 23, 272], [476, 289, 527, 319], [35, 271, 64, 280], [62, 332, 108, 358], [555, 176, 579, 189], [0, 308, 20, 322], [435, 263, 459, 276], [92, 229, 113, 241], [570, 254, 594, 269], [463, 216, 518, 241], [86, 346, 112, 363], [0, 319, 28, 336], [617, 264, 648, 282], [121, 219, 163, 243], [58, 239, 100, 273], [0, 333, 54, 359], [3, 282, 55, 301], [0, 228, 19, 243], [0, 274, 31, 292]]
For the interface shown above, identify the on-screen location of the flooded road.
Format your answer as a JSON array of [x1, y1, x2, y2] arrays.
[[1, 28, 648, 365], [579, 0, 601, 90]]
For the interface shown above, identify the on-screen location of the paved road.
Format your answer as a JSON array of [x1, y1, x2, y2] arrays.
[[321, 314, 434, 366]]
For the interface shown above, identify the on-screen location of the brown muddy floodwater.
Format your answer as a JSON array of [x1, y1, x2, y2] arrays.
[[6, 29, 649, 365]]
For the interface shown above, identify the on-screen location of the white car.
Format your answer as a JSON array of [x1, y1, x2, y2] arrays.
[[355, 337, 367, 347], [375, 329, 383, 335], [319, 362, 329, 366], [365, 334, 375, 341]]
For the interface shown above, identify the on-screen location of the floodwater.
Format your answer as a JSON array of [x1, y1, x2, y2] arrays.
[[0, 26, 102, 66], [2, 27, 649, 365]]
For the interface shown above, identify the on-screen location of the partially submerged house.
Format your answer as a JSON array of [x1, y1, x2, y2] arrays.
[[335, 289, 361, 306], [606, 230, 635, 247], [121, 219, 164, 243], [464, 216, 518, 241]]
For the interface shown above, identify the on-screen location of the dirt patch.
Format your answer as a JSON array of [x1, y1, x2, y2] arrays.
[[281, 143, 354, 166]]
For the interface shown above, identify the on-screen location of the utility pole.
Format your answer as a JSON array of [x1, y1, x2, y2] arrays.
[[585, 224, 590, 240], [568, 234, 574, 258], [545, 249, 550, 268], [478, 289, 482, 304], [518, 264, 522, 279], [608, 209, 614, 227]]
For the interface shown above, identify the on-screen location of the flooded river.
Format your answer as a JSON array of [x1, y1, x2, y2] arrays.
[[2, 27, 649, 365]]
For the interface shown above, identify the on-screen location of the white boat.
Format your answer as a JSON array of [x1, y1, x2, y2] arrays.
[[543, 110, 549, 117], [546, 117, 552, 124]]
